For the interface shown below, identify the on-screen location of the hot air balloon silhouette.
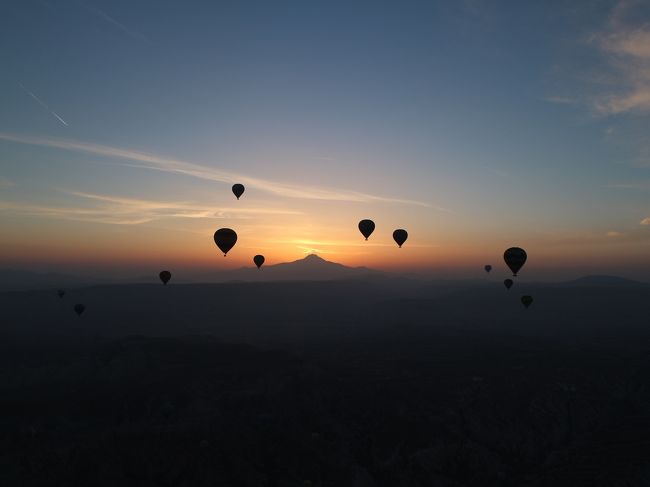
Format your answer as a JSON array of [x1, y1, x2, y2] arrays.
[[484, 265, 492, 273], [521, 295, 533, 308], [504, 247, 527, 276], [232, 184, 245, 200], [393, 229, 408, 248], [159, 270, 171, 285], [358, 219, 375, 240], [57, 289, 65, 298], [74, 304, 85, 316], [214, 228, 238, 256], [504, 279, 513, 290], [253, 254, 265, 269]]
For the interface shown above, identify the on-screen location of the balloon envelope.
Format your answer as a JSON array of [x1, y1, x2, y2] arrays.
[[214, 228, 238, 256], [253, 254, 265, 269], [57, 289, 65, 298], [484, 265, 492, 273], [504, 279, 513, 290], [521, 295, 533, 308], [358, 219, 375, 240], [74, 303, 85, 316], [504, 247, 527, 276], [393, 229, 408, 248], [159, 270, 172, 285], [232, 184, 245, 200]]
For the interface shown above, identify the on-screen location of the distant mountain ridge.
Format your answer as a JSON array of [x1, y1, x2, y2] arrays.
[[559, 275, 646, 287], [0, 255, 380, 292], [0, 269, 170, 292], [205, 254, 383, 282], [0, 269, 98, 292], [2, 262, 648, 293]]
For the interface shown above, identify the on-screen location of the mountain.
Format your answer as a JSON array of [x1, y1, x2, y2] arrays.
[[0, 268, 206, 292], [204, 254, 382, 282], [0, 269, 102, 292], [559, 275, 646, 288]]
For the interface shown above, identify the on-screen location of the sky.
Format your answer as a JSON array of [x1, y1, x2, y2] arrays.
[[1, 0, 649, 280]]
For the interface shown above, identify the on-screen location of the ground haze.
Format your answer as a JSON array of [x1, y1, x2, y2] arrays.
[[2, 262, 649, 486]]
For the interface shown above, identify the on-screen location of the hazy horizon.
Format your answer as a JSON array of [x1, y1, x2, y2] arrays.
[[3, 252, 649, 285]]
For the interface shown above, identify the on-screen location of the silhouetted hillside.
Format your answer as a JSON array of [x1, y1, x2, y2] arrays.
[[206, 253, 382, 282], [2, 276, 649, 344], [0, 268, 113, 292], [559, 275, 646, 288], [2, 277, 650, 485], [0, 268, 200, 292]]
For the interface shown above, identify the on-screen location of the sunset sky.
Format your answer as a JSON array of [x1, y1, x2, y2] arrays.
[[1, 0, 649, 280]]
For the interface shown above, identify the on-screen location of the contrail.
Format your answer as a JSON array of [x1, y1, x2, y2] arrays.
[[0, 133, 433, 207], [78, 2, 151, 44], [51, 112, 69, 126], [18, 83, 69, 126]]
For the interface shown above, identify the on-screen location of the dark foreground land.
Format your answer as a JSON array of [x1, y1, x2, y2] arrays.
[[2, 277, 650, 486]]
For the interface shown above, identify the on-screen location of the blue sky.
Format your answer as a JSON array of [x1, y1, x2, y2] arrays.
[[1, 0, 649, 279]]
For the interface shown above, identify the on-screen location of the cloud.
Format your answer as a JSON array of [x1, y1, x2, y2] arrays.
[[606, 180, 650, 190], [591, 2, 650, 115], [269, 238, 438, 249], [0, 178, 15, 189], [641, 217, 650, 225], [0, 191, 303, 226], [545, 96, 578, 105], [0, 133, 430, 207], [541, 229, 650, 247]]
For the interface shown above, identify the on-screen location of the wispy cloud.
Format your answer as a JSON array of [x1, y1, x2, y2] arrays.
[[606, 180, 650, 190], [590, 1, 650, 115], [0, 133, 430, 206], [17, 83, 68, 126], [544, 96, 578, 105], [0, 201, 149, 225], [541, 229, 650, 246], [0, 191, 302, 225], [296, 246, 331, 255], [0, 177, 15, 189], [269, 238, 438, 249]]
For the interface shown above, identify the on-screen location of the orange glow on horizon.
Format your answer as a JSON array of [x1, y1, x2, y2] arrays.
[[2, 210, 649, 280]]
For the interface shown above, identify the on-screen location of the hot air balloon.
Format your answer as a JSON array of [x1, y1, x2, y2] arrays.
[[74, 304, 85, 316], [214, 228, 237, 256], [521, 295, 533, 308], [484, 265, 492, 273], [358, 219, 375, 240], [57, 289, 65, 298], [253, 254, 265, 269], [159, 270, 171, 285], [393, 229, 408, 248], [504, 247, 527, 276], [504, 279, 513, 290], [232, 184, 245, 200]]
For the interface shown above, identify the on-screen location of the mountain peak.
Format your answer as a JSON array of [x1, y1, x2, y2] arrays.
[[205, 253, 380, 282], [302, 254, 326, 262]]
